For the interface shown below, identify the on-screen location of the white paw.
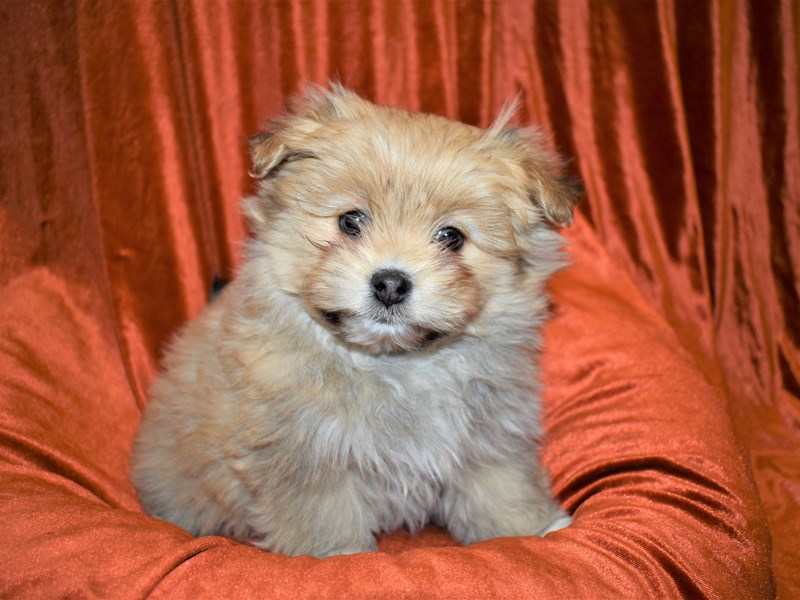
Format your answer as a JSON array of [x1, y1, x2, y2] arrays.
[[318, 547, 370, 558], [542, 514, 573, 535]]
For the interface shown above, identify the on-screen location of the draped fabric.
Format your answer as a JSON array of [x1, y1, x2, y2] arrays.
[[1, 0, 796, 597]]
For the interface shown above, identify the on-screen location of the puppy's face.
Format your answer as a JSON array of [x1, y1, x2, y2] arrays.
[[246, 87, 579, 354]]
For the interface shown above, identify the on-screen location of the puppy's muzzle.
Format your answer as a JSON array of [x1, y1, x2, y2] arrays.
[[371, 269, 412, 308]]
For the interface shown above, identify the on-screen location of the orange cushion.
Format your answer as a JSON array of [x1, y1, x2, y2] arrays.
[[0, 217, 772, 597]]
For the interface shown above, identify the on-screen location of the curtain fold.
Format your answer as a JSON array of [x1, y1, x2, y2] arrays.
[[1, 0, 797, 595]]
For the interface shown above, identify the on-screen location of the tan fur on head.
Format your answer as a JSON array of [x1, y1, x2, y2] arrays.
[[249, 85, 581, 227], [132, 86, 576, 558]]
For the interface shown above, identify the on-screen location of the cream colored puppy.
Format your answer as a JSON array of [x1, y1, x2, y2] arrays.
[[132, 86, 579, 558]]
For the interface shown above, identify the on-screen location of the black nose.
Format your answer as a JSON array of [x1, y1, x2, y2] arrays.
[[371, 269, 412, 307]]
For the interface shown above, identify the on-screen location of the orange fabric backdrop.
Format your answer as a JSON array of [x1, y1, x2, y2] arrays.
[[1, 0, 797, 597]]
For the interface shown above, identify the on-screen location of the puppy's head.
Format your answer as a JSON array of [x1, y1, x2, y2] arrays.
[[245, 85, 580, 354]]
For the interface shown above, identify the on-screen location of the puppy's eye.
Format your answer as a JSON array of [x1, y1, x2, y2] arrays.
[[433, 227, 465, 252], [339, 211, 366, 238]]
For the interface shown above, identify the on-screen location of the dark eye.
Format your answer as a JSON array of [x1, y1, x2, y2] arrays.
[[433, 227, 465, 252], [339, 211, 366, 238]]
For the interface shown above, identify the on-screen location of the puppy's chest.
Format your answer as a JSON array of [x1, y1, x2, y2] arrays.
[[312, 364, 505, 481]]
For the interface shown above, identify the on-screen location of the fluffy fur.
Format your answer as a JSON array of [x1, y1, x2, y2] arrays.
[[131, 85, 580, 558]]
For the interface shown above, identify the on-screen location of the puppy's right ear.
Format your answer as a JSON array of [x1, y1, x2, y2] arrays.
[[248, 85, 364, 180], [248, 131, 282, 179], [248, 131, 317, 180]]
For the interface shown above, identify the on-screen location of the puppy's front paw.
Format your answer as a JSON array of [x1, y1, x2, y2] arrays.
[[440, 459, 569, 544], [249, 473, 381, 558], [541, 513, 572, 535], [253, 528, 378, 559], [317, 543, 377, 559]]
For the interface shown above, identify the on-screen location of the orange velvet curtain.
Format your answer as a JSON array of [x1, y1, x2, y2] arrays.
[[2, 0, 797, 595]]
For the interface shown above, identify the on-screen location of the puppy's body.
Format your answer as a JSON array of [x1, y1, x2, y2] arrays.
[[132, 87, 578, 557]]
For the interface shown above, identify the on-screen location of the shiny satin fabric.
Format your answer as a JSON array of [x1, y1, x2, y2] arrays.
[[0, 0, 796, 597]]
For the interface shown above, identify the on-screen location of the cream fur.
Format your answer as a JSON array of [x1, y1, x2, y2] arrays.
[[131, 86, 580, 558]]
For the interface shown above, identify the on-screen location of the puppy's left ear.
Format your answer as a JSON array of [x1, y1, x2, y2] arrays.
[[489, 110, 582, 227], [528, 158, 583, 227]]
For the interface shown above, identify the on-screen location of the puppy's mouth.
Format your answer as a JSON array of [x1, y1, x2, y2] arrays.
[[317, 309, 448, 353], [321, 310, 343, 327]]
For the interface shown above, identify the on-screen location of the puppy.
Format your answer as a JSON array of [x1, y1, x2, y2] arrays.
[[132, 85, 579, 558]]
